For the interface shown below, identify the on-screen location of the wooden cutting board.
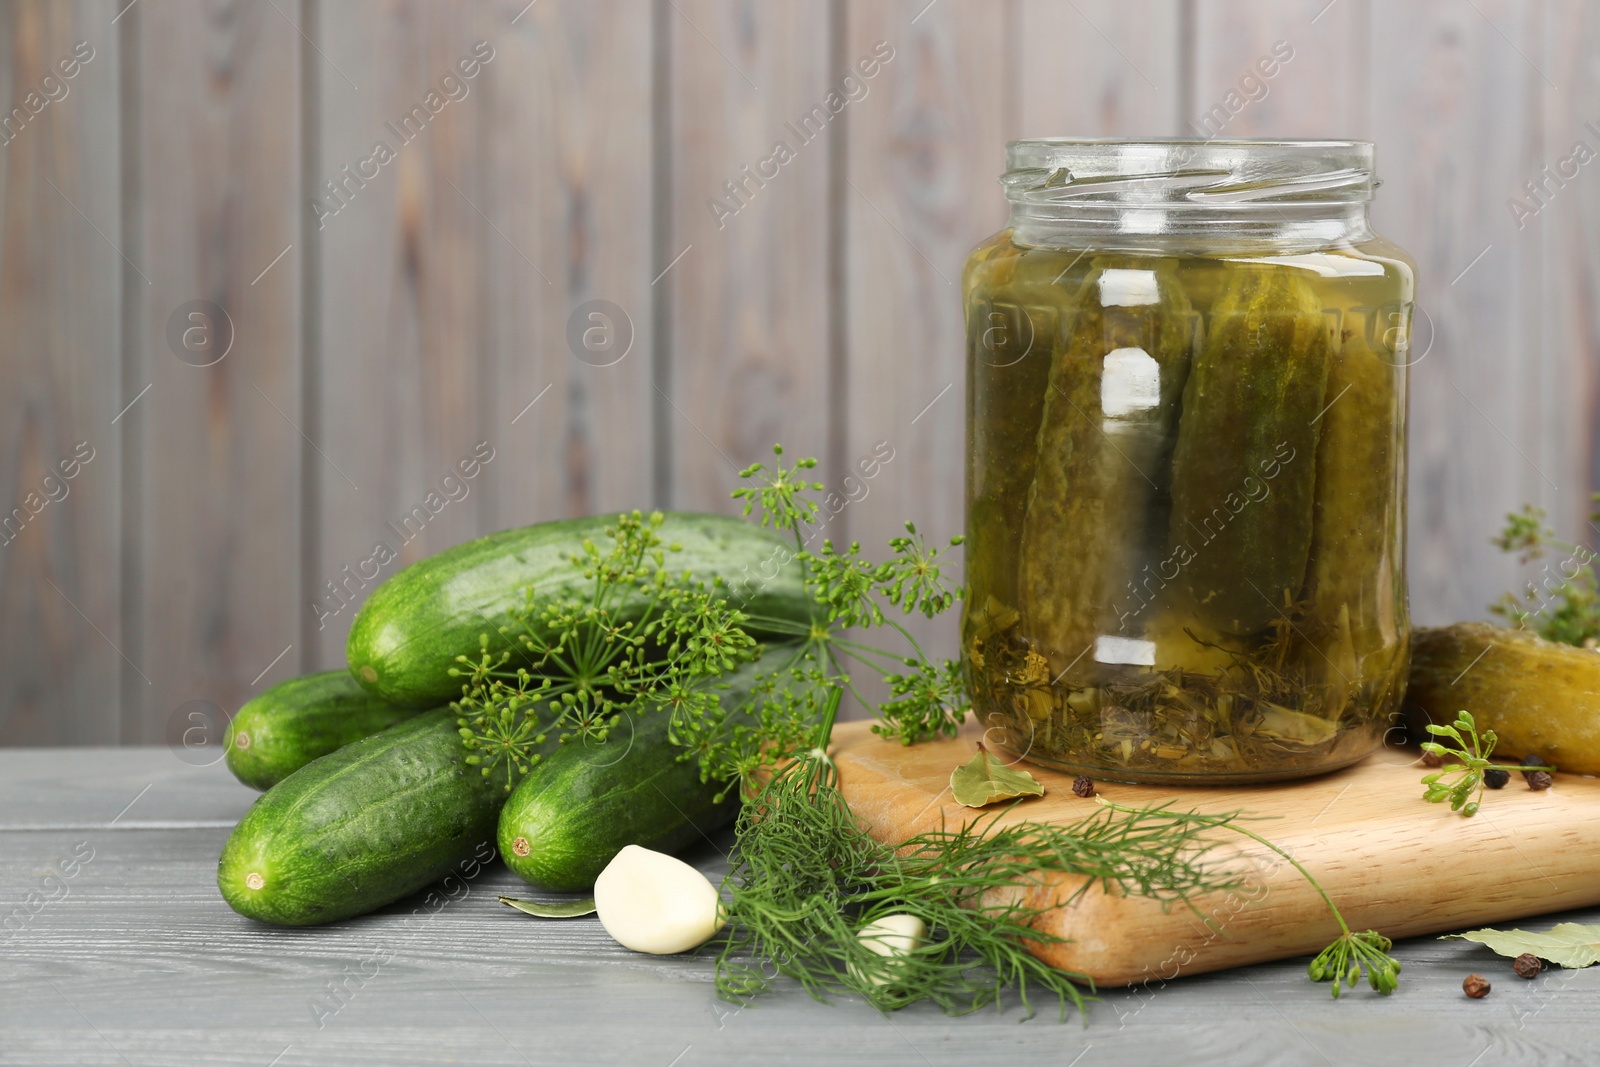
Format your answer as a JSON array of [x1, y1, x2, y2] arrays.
[[829, 719, 1600, 987]]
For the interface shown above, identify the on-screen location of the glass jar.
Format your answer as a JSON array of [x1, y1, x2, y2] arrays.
[[962, 140, 1413, 784]]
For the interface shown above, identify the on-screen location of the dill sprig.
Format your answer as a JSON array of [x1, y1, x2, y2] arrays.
[[451, 510, 762, 792], [1253, 829, 1399, 997], [1099, 799, 1400, 997], [1420, 710, 1556, 818], [1492, 499, 1600, 646], [716, 690, 1249, 1018], [455, 446, 972, 795], [732, 445, 969, 745]]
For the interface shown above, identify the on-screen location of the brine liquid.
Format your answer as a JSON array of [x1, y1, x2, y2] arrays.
[[963, 231, 1413, 784]]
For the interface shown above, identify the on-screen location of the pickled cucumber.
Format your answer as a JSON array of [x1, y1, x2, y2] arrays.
[[964, 255, 1058, 610], [1168, 265, 1332, 636], [1406, 622, 1600, 773], [1298, 294, 1410, 697], [1017, 261, 1195, 678]]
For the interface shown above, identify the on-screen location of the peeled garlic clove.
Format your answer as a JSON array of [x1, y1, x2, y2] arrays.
[[593, 844, 725, 955], [852, 913, 928, 987], [858, 912, 928, 956]]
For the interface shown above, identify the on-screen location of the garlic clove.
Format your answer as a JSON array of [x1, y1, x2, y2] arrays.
[[593, 844, 725, 955], [852, 913, 929, 987]]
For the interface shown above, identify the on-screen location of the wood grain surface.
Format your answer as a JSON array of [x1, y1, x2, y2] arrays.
[[8, 745, 1600, 1066], [666, 0, 834, 510], [1372, 0, 1549, 628], [830, 719, 1600, 987], [4, 0, 1600, 756], [130, 0, 305, 742], [1018, 0, 1182, 137], [1189, 0, 1370, 141], [311, 0, 498, 667], [479, 0, 656, 533], [1535, 1, 1600, 542], [0, 1, 122, 745]]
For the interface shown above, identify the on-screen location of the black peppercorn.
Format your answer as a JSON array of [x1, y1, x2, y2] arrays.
[[1525, 770, 1553, 791], [1463, 973, 1491, 998], [1483, 768, 1511, 789], [1513, 953, 1542, 979], [1072, 775, 1096, 798]]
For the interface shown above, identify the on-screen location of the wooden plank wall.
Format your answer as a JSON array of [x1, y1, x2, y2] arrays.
[[130, 0, 304, 746], [2, 0, 1596, 744], [0, 1, 121, 744]]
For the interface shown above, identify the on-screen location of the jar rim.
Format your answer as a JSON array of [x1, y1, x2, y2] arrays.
[[1003, 139, 1377, 207]]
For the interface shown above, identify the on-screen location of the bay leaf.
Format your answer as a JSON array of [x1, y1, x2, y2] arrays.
[[499, 895, 597, 919], [1443, 923, 1600, 968], [950, 744, 1045, 808]]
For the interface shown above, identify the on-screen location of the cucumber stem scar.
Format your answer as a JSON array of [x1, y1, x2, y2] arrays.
[[358, 665, 378, 683], [245, 872, 265, 890], [234, 731, 251, 749], [511, 836, 531, 857]]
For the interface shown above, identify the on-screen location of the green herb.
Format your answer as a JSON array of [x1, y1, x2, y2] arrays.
[[454, 445, 969, 796], [715, 690, 1250, 1018], [1444, 923, 1600, 968], [499, 896, 597, 919], [450, 510, 764, 792], [732, 446, 969, 746], [949, 743, 1045, 807], [1099, 799, 1400, 997], [1492, 500, 1600, 646], [1420, 710, 1556, 818], [1308, 930, 1399, 997]]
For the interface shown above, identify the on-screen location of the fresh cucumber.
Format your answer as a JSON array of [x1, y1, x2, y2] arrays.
[[498, 658, 782, 892], [347, 512, 812, 708], [217, 710, 523, 926], [224, 671, 425, 791]]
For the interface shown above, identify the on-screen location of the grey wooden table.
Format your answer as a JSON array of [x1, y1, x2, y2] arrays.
[[3, 748, 1598, 1067]]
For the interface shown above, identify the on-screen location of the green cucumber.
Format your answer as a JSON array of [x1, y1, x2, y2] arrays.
[[347, 512, 812, 708], [1168, 264, 1333, 635], [498, 658, 781, 891], [1018, 259, 1195, 677], [224, 671, 425, 791], [217, 710, 523, 926]]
